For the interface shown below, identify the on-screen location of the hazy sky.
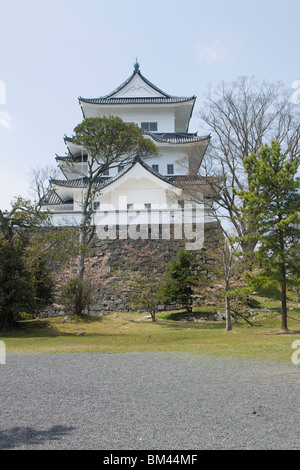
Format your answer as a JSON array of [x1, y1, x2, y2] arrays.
[[0, 0, 299, 210]]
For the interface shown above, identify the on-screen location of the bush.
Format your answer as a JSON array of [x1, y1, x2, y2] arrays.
[[61, 277, 94, 316], [158, 249, 198, 312]]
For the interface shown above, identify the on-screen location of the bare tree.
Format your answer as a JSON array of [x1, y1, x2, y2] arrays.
[[0, 197, 51, 243], [198, 76, 300, 251], [29, 165, 61, 211]]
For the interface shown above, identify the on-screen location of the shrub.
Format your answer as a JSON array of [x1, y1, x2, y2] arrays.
[[61, 277, 94, 316]]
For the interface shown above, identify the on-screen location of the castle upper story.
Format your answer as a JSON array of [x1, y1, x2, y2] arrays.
[[78, 61, 196, 134]]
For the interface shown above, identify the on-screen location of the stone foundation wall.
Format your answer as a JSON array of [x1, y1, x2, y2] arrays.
[[38, 221, 224, 317], [87, 221, 224, 315]]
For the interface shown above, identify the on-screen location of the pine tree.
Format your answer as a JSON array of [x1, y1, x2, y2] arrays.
[[239, 141, 300, 331], [158, 249, 198, 312]]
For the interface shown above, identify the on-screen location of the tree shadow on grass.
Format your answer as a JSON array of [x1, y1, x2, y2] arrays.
[[1, 315, 104, 339], [0, 424, 76, 449], [156, 321, 226, 331]]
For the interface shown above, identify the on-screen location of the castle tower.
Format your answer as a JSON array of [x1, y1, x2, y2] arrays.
[[43, 63, 219, 249]]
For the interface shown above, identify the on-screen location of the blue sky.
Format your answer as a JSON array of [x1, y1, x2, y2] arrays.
[[0, 0, 299, 210]]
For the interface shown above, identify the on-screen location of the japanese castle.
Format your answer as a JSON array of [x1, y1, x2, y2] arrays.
[[43, 62, 215, 243]]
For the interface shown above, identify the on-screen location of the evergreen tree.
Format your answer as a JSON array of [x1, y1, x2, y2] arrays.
[[0, 236, 34, 329], [287, 243, 300, 302], [0, 197, 66, 328], [29, 256, 54, 311], [158, 249, 197, 312], [61, 277, 94, 317], [238, 141, 300, 331]]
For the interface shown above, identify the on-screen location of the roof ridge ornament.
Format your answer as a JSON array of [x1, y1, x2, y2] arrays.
[[134, 58, 140, 73]]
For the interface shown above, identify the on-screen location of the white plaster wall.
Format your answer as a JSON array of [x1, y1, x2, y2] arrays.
[[149, 147, 189, 175], [98, 177, 168, 208], [86, 146, 189, 179], [83, 105, 176, 133]]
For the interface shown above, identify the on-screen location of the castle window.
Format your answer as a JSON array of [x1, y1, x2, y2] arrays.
[[93, 202, 100, 210], [141, 122, 157, 132], [75, 154, 87, 162], [118, 165, 124, 173], [152, 164, 159, 172], [102, 169, 109, 176], [167, 164, 174, 175]]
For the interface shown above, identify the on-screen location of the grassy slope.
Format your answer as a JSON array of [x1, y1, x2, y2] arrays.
[[2, 293, 300, 362]]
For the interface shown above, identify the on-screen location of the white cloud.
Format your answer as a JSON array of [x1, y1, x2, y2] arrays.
[[194, 40, 230, 65], [0, 111, 12, 128]]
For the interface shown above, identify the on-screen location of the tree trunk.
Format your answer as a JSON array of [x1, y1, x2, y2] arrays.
[[77, 224, 86, 280], [0, 210, 12, 241], [0, 308, 15, 331], [77, 184, 92, 281], [281, 262, 288, 331], [225, 294, 232, 331], [225, 278, 232, 332], [150, 310, 156, 322]]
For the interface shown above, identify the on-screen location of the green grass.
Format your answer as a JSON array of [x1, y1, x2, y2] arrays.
[[1, 294, 300, 362]]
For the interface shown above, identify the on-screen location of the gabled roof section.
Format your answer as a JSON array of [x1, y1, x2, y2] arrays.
[[100, 156, 174, 190], [49, 157, 178, 191], [100, 64, 170, 99], [79, 64, 195, 105], [50, 177, 105, 189]]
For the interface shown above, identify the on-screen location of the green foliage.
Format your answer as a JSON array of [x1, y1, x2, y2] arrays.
[[0, 197, 51, 243], [238, 141, 300, 329], [61, 277, 94, 316], [240, 141, 299, 257], [0, 236, 35, 329], [158, 249, 198, 311], [0, 197, 76, 328], [27, 226, 80, 266], [0, 234, 56, 329], [72, 116, 159, 168], [29, 257, 54, 311], [287, 243, 300, 302], [118, 269, 160, 321]]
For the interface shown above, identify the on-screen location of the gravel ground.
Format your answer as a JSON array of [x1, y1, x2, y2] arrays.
[[0, 351, 299, 450]]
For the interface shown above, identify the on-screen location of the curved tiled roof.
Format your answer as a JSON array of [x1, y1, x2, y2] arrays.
[[41, 190, 63, 205], [50, 157, 176, 191], [50, 176, 106, 189], [63, 132, 210, 148], [143, 132, 211, 144], [79, 96, 195, 105], [55, 154, 88, 162], [79, 66, 195, 105]]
